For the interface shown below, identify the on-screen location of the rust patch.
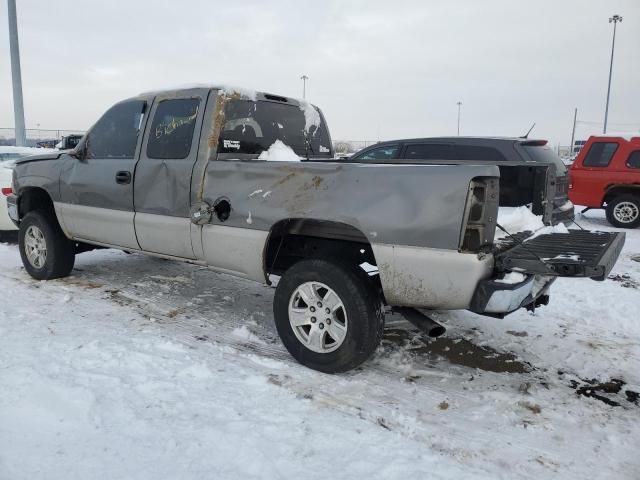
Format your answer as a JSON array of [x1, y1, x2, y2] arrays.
[[272, 171, 297, 188], [311, 175, 323, 189]]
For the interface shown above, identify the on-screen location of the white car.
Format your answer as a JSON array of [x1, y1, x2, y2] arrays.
[[1, 147, 57, 233]]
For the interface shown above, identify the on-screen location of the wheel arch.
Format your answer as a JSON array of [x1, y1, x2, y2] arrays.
[[603, 184, 640, 206], [263, 218, 382, 295], [17, 186, 56, 218]]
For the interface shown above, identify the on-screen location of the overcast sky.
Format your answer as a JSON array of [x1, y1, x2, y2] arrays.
[[1, 0, 639, 147]]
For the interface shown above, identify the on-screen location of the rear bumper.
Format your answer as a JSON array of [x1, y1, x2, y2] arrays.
[[469, 274, 555, 316]]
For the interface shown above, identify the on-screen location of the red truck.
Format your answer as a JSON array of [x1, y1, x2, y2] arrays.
[[569, 135, 640, 228]]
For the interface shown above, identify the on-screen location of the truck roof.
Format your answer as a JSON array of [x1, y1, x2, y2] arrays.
[[132, 85, 308, 107]]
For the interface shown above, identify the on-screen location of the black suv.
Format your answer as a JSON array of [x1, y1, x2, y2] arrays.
[[349, 137, 574, 225]]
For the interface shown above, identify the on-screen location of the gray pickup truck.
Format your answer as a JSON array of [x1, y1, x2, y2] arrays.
[[7, 86, 625, 372]]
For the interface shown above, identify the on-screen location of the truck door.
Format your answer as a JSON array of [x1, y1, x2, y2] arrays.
[[133, 89, 209, 258], [58, 99, 147, 249]]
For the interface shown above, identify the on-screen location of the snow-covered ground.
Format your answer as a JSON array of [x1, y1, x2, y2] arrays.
[[1, 209, 639, 479]]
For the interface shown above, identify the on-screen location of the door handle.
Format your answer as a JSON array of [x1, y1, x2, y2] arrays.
[[115, 171, 132, 185]]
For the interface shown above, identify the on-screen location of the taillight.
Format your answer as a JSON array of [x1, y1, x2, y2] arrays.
[[1, 187, 12, 196], [460, 177, 499, 252]]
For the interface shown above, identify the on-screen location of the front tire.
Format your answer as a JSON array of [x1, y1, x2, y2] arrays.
[[19, 210, 75, 280], [273, 259, 384, 373], [606, 195, 640, 229]]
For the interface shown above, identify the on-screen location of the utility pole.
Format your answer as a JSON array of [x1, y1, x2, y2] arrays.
[[7, 0, 26, 146], [300, 75, 309, 99], [570, 107, 577, 157], [603, 14, 622, 134], [456, 101, 462, 136]]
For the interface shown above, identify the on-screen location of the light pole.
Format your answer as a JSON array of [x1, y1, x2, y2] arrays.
[[300, 75, 309, 99], [603, 14, 622, 134], [456, 101, 462, 136], [7, 0, 26, 146]]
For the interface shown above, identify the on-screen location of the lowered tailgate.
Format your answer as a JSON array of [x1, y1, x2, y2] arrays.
[[495, 230, 625, 280]]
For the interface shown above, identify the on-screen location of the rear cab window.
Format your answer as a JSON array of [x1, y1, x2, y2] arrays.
[[626, 151, 640, 169], [218, 98, 332, 159], [582, 142, 618, 168]]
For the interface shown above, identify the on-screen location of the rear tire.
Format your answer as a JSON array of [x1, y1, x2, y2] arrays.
[[19, 210, 75, 280], [606, 195, 640, 229], [273, 259, 384, 373]]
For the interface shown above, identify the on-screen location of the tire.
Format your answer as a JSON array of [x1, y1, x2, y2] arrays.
[[273, 259, 384, 373], [19, 210, 75, 280], [606, 195, 640, 229]]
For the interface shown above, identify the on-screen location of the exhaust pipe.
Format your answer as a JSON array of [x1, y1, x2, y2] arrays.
[[395, 307, 446, 338]]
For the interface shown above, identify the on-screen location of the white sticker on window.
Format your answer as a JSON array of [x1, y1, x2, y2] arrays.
[[224, 140, 241, 150]]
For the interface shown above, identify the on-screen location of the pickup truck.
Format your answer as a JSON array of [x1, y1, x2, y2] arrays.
[[569, 135, 640, 228], [7, 86, 626, 373]]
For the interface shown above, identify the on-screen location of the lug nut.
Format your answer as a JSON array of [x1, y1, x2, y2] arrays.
[[319, 323, 324, 329], [310, 317, 316, 323], [325, 308, 330, 314], [317, 302, 323, 308], [326, 319, 331, 325], [310, 306, 316, 312]]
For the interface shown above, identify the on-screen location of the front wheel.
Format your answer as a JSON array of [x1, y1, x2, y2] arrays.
[[19, 210, 75, 280], [606, 195, 640, 229], [273, 259, 384, 373]]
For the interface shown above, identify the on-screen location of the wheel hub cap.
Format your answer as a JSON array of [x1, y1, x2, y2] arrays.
[[613, 202, 639, 223], [288, 281, 348, 353], [24, 225, 47, 269]]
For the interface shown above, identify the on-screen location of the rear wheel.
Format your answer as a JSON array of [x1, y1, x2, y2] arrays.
[[273, 259, 384, 373], [606, 195, 640, 229], [19, 210, 75, 280]]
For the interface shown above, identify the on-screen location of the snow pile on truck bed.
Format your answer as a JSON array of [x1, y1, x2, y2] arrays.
[[495, 206, 545, 239], [258, 140, 301, 162], [495, 206, 570, 241]]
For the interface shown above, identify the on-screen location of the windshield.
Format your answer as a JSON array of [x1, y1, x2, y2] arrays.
[[218, 100, 332, 158], [523, 145, 567, 175]]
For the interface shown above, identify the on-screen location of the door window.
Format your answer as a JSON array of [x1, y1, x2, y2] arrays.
[[147, 98, 200, 159], [355, 145, 399, 160], [404, 144, 454, 160], [583, 142, 618, 167], [626, 151, 640, 169], [86, 100, 146, 159]]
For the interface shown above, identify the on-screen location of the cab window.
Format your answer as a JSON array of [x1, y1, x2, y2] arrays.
[[355, 145, 399, 160], [86, 100, 146, 159], [626, 151, 640, 169], [147, 98, 200, 159], [583, 142, 618, 167]]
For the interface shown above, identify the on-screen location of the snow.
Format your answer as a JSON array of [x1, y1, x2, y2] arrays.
[[495, 271, 527, 284], [1, 207, 639, 479], [298, 100, 321, 133], [257, 140, 301, 162], [525, 222, 570, 241], [138, 84, 258, 101], [495, 206, 545, 239]]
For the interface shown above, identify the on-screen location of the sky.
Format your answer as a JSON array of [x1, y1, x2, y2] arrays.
[[1, 0, 639, 148]]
